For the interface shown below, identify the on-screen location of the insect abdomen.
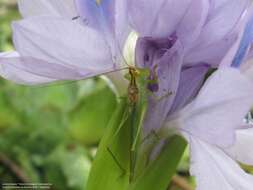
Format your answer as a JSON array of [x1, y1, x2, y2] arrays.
[[128, 85, 139, 104]]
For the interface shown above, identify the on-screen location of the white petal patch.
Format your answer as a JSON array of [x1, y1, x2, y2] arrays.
[[177, 0, 210, 48], [180, 68, 253, 147], [0, 52, 97, 85], [185, 0, 251, 65], [12, 16, 114, 71], [226, 127, 253, 166], [190, 137, 253, 190], [0, 52, 54, 85], [18, 0, 77, 18], [128, 0, 192, 38]]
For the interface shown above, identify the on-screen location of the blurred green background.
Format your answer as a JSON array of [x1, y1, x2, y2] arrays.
[[0, 1, 205, 190], [0, 1, 119, 189]]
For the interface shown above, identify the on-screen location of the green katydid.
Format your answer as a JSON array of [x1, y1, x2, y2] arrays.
[[107, 64, 172, 182], [84, 32, 174, 190], [106, 65, 150, 182]]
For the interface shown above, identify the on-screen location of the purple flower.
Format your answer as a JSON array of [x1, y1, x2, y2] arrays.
[[160, 67, 253, 190], [1, 1, 253, 189], [128, 1, 253, 188], [128, 0, 253, 134]]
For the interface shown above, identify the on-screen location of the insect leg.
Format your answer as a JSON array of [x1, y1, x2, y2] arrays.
[[106, 107, 130, 176], [106, 147, 127, 177], [141, 129, 160, 145], [147, 91, 173, 102]]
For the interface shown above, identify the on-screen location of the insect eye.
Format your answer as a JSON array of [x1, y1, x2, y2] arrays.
[[134, 70, 140, 76]]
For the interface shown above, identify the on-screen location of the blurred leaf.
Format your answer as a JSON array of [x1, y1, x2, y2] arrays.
[[0, 1, 20, 51], [68, 80, 117, 145], [0, 93, 19, 130], [17, 152, 40, 182], [46, 145, 91, 190]]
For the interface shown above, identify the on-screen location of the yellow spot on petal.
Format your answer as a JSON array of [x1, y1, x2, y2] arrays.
[[96, 0, 101, 5]]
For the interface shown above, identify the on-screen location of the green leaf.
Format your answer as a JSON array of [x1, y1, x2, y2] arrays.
[[86, 99, 131, 190], [128, 136, 187, 190]]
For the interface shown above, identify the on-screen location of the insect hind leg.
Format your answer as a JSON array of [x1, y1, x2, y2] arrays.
[[105, 108, 130, 178], [106, 147, 127, 178]]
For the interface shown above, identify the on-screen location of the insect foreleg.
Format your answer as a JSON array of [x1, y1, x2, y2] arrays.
[[147, 91, 173, 102]]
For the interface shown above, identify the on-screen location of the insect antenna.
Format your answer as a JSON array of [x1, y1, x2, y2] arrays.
[[115, 40, 132, 68], [28, 67, 131, 89]]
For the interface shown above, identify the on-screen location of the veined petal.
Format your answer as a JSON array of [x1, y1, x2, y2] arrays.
[[169, 65, 208, 114], [176, 0, 210, 48], [196, 0, 250, 47], [143, 42, 184, 134], [18, 0, 77, 18], [185, 34, 238, 66], [217, 5, 253, 68], [220, 5, 253, 69], [185, 0, 251, 65], [226, 127, 253, 166], [114, 0, 130, 50], [190, 137, 253, 190], [12, 16, 114, 71], [180, 68, 253, 147], [74, 0, 130, 64], [1, 16, 118, 85], [219, 14, 250, 68], [210, 0, 229, 11], [232, 13, 253, 67], [0, 52, 109, 85], [75, 0, 129, 48], [243, 61, 253, 81], [75, 0, 114, 32], [0, 51, 53, 84], [128, 0, 192, 38]]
